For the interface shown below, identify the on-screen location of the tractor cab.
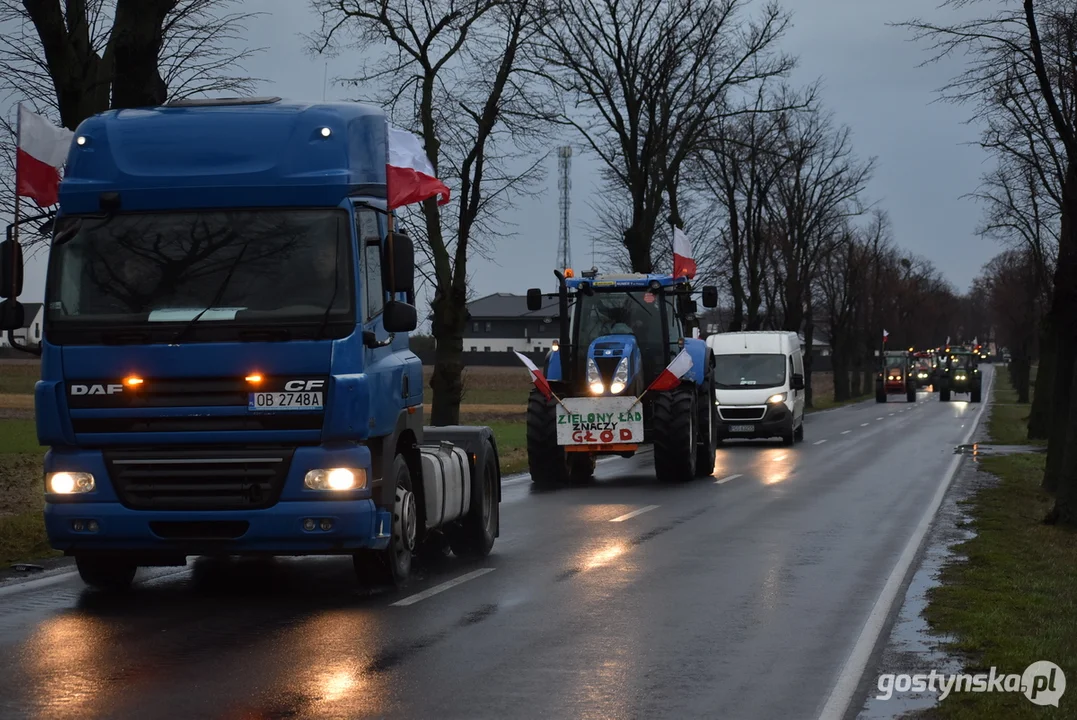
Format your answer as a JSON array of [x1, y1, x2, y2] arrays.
[[876, 350, 916, 403], [938, 347, 983, 403]]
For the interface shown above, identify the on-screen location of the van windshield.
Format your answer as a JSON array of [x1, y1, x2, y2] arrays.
[[714, 353, 786, 389]]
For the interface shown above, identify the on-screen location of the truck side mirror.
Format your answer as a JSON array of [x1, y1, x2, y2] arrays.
[[701, 285, 718, 308], [383, 299, 418, 333], [0, 298, 24, 332], [1, 239, 24, 299], [791, 373, 805, 390], [526, 288, 542, 312], [383, 232, 414, 295]]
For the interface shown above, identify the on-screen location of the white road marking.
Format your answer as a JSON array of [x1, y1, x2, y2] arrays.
[[818, 369, 994, 720], [772, 454, 786, 462], [391, 568, 495, 607], [841, 430, 852, 435], [813, 439, 827, 445], [715, 473, 742, 485], [876, 417, 884, 421], [610, 505, 660, 522], [888, 413, 894, 416], [860, 423, 870, 427]]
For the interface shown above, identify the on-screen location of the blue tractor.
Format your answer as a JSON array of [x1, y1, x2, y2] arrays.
[[524, 270, 720, 485]]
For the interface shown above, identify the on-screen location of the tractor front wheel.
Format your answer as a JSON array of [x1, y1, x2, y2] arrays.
[[526, 389, 569, 487], [653, 388, 697, 482]]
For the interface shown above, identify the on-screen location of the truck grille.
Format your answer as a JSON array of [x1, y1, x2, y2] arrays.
[[719, 407, 767, 421], [104, 447, 294, 510]]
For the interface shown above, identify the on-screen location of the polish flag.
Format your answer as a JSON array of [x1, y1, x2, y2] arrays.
[[882, 329, 889, 341], [386, 125, 450, 210], [673, 226, 696, 279], [513, 351, 553, 401], [15, 105, 74, 208], [647, 348, 693, 392]]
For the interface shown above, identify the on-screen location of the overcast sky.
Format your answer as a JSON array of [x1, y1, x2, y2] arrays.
[[11, 0, 994, 304]]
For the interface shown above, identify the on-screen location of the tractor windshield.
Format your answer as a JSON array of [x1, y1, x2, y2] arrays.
[[572, 289, 669, 377]]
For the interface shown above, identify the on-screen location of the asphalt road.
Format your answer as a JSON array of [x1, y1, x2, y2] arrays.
[[0, 367, 993, 720]]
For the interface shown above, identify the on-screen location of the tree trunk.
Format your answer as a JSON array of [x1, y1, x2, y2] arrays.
[[1014, 356, 1031, 404], [429, 286, 466, 426], [802, 298, 814, 409], [1028, 318, 1054, 439], [1048, 355, 1077, 525], [110, 0, 175, 109]]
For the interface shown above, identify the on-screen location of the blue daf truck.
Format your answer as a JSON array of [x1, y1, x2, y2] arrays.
[[0, 97, 500, 590]]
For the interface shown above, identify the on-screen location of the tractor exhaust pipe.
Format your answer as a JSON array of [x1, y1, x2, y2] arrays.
[[554, 269, 571, 384]]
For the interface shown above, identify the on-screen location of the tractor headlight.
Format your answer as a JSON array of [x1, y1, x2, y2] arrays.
[[609, 357, 629, 394], [767, 392, 787, 404], [586, 358, 604, 394], [955, 373, 967, 381]]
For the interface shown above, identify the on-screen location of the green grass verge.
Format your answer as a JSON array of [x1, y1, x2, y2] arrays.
[[922, 452, 1077, 719], [485, 421, 527, 474], [809, 393, 870, 413], [0, 419, 55, 566], [988, 367, 1042, 447], [0, 512, 53, 567], [0, 418, 41, 453]]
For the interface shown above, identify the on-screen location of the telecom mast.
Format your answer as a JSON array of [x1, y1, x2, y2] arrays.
[[557, 146, 572, 270]]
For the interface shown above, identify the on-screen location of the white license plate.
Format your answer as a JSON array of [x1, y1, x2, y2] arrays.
[[556, 397, 644, 445], [729, 424, 755, 433], [248, 391, 323, 411]]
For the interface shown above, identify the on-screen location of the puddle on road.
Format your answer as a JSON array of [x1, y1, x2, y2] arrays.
[[952, 443, 1046, 458]]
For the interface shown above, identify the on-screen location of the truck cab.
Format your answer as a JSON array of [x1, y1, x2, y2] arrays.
[[0, 98, 500, 589]]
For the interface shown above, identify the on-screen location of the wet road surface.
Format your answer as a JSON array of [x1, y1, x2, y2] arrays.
[[0, 368, 993, 720]]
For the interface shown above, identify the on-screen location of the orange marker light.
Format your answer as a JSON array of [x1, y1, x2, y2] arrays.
[[564, 268, 575, 278], [124, 376, 143, 387], [245, 374, 263, 384]]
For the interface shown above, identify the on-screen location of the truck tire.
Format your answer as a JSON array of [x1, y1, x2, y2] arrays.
[[695, 379, 716, 476], [906, 386, 916, 403], [76, 555, 137, 591], [971, 386, 982, 403], [652, 388, 697, 482], [526, 389, 569, 487], [940, 388, 951, 402], [569, 454, 596, 484], [450, 441, 498, 559], [354, 454, 415, 585]]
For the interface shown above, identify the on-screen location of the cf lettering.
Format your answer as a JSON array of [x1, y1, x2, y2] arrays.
[[285, 380, 326, 391]]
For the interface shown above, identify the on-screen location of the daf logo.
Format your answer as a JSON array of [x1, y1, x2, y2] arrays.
[[284, 380, 326, 391], [70, 384, 124, 395]]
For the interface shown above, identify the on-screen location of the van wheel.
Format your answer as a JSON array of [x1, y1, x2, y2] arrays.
[[793, 421, 804, 442]]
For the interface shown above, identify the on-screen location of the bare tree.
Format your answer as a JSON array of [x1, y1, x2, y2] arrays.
[[310, 0, 554, 425], [539, 0, 793, 273], [901, 0, 1077, 524], [0, 0, 262, 222]]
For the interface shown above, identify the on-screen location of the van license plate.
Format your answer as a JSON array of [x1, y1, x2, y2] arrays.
[[729, 424, 755, 433]]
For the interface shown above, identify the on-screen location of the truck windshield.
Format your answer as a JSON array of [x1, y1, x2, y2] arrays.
[[45, 209, 355, 341], [714, 354, 786, 389]]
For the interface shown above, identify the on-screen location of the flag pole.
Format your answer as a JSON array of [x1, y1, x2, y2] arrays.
[[12, 103, 22, 248]]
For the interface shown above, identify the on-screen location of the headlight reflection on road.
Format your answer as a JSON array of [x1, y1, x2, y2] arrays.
[[584, 542, 628, 570], [25, 615, 114, 720], [758, 449, 792, 485]]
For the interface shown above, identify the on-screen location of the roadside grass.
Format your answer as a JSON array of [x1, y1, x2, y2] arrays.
[[921, 452, 1077, 719], [0, 418, 54, 567], [0, 362, 38, 395], [988, 367, 1041, 447], [808, 372, 870, 413]]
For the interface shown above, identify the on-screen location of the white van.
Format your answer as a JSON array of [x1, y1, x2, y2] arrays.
[[704, 331, 805, 445]]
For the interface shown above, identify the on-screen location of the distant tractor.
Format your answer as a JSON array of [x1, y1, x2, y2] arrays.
[[938, 348, 982, 403], [876, 350, 917, 403], [524, 270, 720, 485]]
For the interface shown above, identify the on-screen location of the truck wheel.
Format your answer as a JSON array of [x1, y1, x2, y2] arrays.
[[652, 388, 697, 482], [875, 384, 886, 403], [906, 387, 916, 403], [75, 555, 137, 591], [450, 441, 498, 559], [940, 388, 951, 402], [354, 454, 415, 585], [971, 387, 982, 403], [526, 389, 569, 487], [568, 453, 596, 484], [695, 380, 716, 476]]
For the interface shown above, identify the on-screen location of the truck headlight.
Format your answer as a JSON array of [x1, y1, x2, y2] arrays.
[[47, 471, 95, 494], [304, 468, 367, 491], [609, 357, 629, 394], [767, 392, 787, 404], [587, 358, 604, 394]]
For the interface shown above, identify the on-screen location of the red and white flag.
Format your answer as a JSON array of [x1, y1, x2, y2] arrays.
[[673, 226, 696, 279], [647, 348, 693, 392], [15, 105, 73, 208], [386, 125, 450, 210], [882, 329, 889, 341], [513, 351, 553, 401]]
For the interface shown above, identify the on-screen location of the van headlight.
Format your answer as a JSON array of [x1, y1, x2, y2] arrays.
[[587, 358, 604, 394], [304, 468, 367, 491], [47, 472, 95, 494], [767, 393, 787, 404], [609, 357, 629, 394]]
